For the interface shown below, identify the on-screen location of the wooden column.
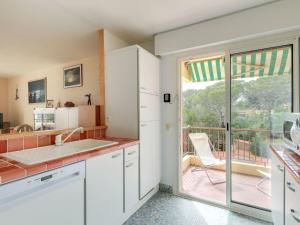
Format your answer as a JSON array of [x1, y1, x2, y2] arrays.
[[99, 30, 105, 126]]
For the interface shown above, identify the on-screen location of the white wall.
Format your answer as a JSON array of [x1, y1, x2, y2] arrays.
[[104, 30, 129, 53], [139, 40, 155, 54], [7, 56, 99, 126], [155, 0, 300, 55]]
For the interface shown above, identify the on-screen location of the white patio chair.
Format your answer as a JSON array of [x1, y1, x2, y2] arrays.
[[189, 133, 226, 185], [256, 170, 271, 196]]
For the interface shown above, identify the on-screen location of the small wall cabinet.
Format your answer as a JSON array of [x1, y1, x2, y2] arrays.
[[34, 105, 100, 131], [34, 107, 78, 131], [55, 107, 79, 130]]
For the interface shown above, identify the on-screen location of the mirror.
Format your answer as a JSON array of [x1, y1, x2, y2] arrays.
[[0, 57, 100, 135]]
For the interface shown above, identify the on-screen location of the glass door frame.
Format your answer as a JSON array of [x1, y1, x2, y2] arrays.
[[177, 35, 300, 221], [225, 38, 299, 219], [177, 51, 228, 208]]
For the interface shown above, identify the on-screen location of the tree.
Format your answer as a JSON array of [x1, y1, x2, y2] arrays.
[[183, 75, 291, 130], [237, 75, 291, 130]]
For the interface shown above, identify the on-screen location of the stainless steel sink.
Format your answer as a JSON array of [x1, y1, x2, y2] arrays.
[[2, 139, 118, 165]]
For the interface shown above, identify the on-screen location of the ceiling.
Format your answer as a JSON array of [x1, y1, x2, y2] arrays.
[[0, 0, 276, 77]]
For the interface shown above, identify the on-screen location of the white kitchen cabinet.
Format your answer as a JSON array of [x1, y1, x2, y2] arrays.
[[285, 171, 300, 225], [67, 107, 79, 128], [124, 158, 139, 212], [140, 93, 160, 122], [124, 145, 139, 214], [86, 149, 123, 225], [139, 48, 160, 95], [55, 107, 79, 130], [55, 108, 69, 129], [105, 46, 138, 139], [139, 121, 161, 197], [125, 145, 139, 162], [271, 152, 285, 225], [105, 45, 161, 200]]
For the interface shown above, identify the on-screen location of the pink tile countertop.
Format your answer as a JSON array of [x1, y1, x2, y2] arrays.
[[0, 137, 139, 185], [270, 144, 300, 184]]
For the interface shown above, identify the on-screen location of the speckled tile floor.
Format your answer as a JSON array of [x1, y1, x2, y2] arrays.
[[124, 192, 272, 225]]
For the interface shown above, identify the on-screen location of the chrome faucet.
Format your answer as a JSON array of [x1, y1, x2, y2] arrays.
[[55, 127, 84, 146]]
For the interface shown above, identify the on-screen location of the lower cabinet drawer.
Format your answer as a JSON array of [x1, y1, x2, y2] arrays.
[[285, 172, 300, 225], [125, 145, 139, 162], [125, 158, 139, 212]]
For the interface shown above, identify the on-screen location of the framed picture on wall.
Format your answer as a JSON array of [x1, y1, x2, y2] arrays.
[[63, 64, 82, 88], [28, 78, 47, 104]]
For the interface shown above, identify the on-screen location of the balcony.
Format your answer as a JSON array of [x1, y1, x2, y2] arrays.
[[181, 126, 277, 209]]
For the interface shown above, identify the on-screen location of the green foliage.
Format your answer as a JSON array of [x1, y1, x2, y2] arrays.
[[183, 75, 291, 159], [250, 134, 269, 158], [183, 75, 291, 130]]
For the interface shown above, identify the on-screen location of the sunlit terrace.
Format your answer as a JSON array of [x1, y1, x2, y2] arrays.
[[181, 126, 275, 209]]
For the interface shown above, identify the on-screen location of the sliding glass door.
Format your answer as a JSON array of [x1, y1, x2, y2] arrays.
[[180, 55, 227, 205], [180, 43, 294, 213], [230, 45, 293, 209]]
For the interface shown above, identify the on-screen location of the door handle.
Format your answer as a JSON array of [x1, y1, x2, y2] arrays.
[[287, 181, 296, 192], [276, 165, 284, 172], [291, 209, 300, 223], [126, 162, 134, 168], [128, 151, 136, 155], [111, 153, 121, 158]]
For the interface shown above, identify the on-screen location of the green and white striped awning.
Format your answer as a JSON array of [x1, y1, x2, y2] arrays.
[[231, 46, 292, 79], [186, 46, 292, 82], [187, 56, 225, 82]]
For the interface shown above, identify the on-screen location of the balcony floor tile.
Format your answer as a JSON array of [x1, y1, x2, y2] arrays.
[[182, 166, 271, 209]]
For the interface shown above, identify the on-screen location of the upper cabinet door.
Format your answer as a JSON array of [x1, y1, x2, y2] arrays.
[[68, 107, 79, 129], [105, 46, 139, 138], [138, 48, 160, 95], [55, 108, 69, 130], [139, 93, 160, 122]]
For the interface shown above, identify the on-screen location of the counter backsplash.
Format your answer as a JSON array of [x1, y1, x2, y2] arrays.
[[0, 127, 106, 154]]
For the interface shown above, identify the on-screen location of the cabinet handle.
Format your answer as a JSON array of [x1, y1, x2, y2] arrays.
[[140, 87, 146, 90], [291, 209, 300, 223], [140, 124, 147, 127], [276, 165, 284, 172], [111, 153, 121, 158], [126, 162, 134, 168], [287, 182, 296, 192], [140, 105, 147, 109], [128, 151, 136, 155]]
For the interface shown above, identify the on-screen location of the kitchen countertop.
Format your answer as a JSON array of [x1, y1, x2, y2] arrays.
[[0, 137, 139, 185], [270, 144, 300, 184]]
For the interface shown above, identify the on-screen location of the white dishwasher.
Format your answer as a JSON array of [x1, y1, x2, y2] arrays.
[[0, 161, 85, 225]]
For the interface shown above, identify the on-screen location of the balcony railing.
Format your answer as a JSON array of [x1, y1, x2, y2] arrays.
[[182, 126, 283, 167]]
